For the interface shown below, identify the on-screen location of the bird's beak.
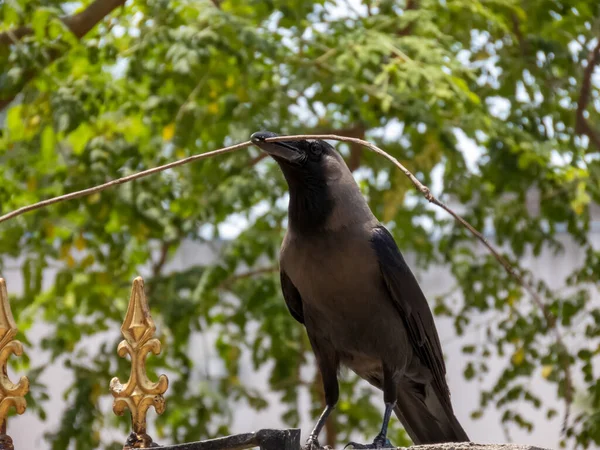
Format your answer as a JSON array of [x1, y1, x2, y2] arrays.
[[251, 131, 304, 164]]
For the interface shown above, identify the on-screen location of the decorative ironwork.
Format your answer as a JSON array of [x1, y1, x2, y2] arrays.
[[0, 279, 29, 450], [110, 277, 168, 449]]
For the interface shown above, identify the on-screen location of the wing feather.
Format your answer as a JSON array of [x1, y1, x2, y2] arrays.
[[280, 270, 304, 324], [370, 225, 450, 401]]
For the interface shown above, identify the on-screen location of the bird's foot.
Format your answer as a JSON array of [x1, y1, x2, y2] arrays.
[[344, 434, 394, 449], [304, 435, 332, 450]]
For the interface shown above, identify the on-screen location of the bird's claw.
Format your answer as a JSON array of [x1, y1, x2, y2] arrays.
[[344, 435, 394, 449], [304, 436, 332, 450]]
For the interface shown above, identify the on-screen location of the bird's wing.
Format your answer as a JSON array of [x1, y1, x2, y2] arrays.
[[370, 225, 449, 399], [280, 270, 305, 324]]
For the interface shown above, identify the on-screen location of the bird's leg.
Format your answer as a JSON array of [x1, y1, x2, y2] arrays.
[[345, 366, 396, 449], [304, 342, 339, 450], [371, 402, 395, 447], [343, 402, 395, 449], [305, 404, 335, 450]]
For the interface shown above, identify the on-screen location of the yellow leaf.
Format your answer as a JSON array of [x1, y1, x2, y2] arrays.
[[97, 272, 110, 285], [338, 400, 351, 412], [65, 291, 76, 308], [570, 181, 590, 216], [382, 169, 410, 221], [88, 192, 101, 204], [74, 234, 86, 251], [162, 123, 175, 141], [43, 222, 55, 239], [236, 87, 249, 102], [511, 347, 525, 366], [175, 148, 186, 159], [207, 102, 219, 114], [59, 243, 71, 259], [134, 224, 150, 239], [81, 255, 95, 268], [541, 365, 553, 379], [27, 176, 37, 192], [572, 202, 585, 216], [66, 254, 75, 268], [414, 134, 443, 168], [28, 115, 41, 128], [90, 382, 102, 402], [98, 203, 110, 219], [225, 74, 235, 88]]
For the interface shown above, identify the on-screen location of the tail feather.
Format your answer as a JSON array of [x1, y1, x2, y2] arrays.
[[393, 382, 469, 445]]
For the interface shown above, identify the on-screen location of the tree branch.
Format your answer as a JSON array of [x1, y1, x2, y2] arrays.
[[152, 242, 172, 277], [218, 267, 278, 290], [510, 13, 528, 57], [575, 39, 600, 151], [0, 0, 127, 112], [397, 0, 418, 37], [0, 141, 251, 224]]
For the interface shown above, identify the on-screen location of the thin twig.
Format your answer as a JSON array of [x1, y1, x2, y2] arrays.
[[264, 134, 574, 428], [0, 141, 251, 224]]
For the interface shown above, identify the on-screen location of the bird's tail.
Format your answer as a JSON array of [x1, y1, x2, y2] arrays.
[[393, 381, 469, 445]]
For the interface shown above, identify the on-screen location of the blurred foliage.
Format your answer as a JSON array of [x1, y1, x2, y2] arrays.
[[1, 0, 600, 448]]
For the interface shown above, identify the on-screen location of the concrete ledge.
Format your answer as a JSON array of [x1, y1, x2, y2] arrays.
[[149, 429, 550, 450]]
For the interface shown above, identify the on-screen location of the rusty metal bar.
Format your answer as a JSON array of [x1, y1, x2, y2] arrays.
[[0, 279, 29, 450], [110, 276, 169, 449]]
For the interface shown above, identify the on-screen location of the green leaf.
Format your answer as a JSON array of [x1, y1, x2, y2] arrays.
[[67, 123, 94, 155]]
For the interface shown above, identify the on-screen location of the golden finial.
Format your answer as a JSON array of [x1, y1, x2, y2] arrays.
[[0, 279, 29, 450], [110, 277, 168, 449]]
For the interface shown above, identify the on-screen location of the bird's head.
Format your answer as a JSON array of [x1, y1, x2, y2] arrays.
[[250, 131, 347, 184], [251, 130, 373, 232]]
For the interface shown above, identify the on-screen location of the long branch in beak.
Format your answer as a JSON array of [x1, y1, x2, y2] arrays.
[[251, 131, 304, 164]]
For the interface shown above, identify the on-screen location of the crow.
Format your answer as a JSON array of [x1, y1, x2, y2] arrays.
[[250, 131, 469, 449]]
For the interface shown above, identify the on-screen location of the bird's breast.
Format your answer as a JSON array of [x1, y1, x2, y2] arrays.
[[280, 228, 388, 317], [281, 229, 412, 365]]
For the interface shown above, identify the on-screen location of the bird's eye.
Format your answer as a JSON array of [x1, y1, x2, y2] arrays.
[[309, 142, 322, 156]]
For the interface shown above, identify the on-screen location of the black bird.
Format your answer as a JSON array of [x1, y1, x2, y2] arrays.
[[250, 131, 469, 449]]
